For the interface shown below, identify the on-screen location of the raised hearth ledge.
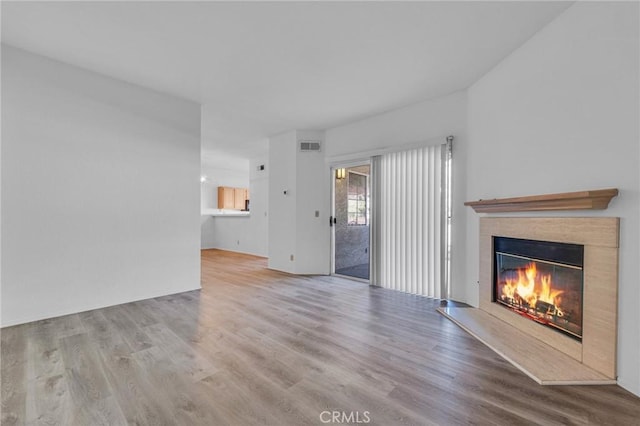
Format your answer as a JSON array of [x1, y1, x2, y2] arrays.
[[464, 188, 618, 213], [437, 307, 616, 385]]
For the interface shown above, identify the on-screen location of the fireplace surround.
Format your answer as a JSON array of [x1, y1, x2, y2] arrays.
[[439, 215, 619, 384], [478, 217, 619, 380]]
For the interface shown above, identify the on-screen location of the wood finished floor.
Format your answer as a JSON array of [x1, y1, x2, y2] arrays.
[[2, 249, 639, 425]]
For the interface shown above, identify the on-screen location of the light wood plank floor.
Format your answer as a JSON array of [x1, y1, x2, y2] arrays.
[[2, 249, 639, 425]]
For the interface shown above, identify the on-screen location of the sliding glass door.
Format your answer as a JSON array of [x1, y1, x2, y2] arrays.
[[330, 138, 452, 297], [331, 163, 371, 281]]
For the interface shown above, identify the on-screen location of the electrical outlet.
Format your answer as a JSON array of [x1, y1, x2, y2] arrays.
[[315, 210, 320, 217], [290, 254, 294, 261]]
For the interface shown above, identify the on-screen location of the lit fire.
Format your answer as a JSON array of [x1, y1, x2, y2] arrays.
[[500, 262, 564, 316]]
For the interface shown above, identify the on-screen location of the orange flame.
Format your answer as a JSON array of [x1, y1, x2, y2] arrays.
[[501, 262, 564, 313]]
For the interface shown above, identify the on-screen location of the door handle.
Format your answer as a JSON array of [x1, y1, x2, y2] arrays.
[[329, 216, 337, 227]]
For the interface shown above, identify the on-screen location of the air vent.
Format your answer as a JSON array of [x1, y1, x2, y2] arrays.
[[299, 140, 322, 152]]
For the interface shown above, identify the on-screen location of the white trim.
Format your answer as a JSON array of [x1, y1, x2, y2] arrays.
[[325, 135, 450, 164], [330, 161, 372, 283], [327, 158, 372, 169]]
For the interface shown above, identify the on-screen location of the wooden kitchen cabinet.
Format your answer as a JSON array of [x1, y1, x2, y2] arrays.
[[218, 187, 234, 209], [234, 188, 247, 210], [218, 186, 249, 210]]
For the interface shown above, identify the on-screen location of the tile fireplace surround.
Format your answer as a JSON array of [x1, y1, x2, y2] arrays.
[[440, 216, 620, 385]]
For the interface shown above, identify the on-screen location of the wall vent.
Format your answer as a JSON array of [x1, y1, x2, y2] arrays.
[[299, 140, 322, 152]]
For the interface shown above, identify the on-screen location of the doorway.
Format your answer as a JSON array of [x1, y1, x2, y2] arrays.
[[332, 163, 371, 281]]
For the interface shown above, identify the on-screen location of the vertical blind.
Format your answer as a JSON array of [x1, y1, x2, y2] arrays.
[[371, 143, 448, 298]]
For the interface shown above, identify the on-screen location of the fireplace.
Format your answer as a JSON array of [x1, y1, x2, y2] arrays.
[[493, 237, 584, 341], [470, 217, 619, 382], [437, 216, 618, 383]]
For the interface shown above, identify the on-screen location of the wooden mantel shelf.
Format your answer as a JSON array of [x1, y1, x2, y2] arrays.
[[464, 188, 618, 213]]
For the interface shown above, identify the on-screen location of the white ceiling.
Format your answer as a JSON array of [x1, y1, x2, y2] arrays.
[[1, 1, 572, 166]]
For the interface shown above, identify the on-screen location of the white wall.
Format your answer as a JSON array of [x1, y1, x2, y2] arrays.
[[247, 155, 269, 257], [200, 156, 269, 257], [295, 130, 330, 274], [0, 45, 3, 326], [325, 91, 467, 159], [1, 46, 202, 327], [465, 2, 639, 396], [325, 91, 468, 295], [268, 131, 297, 272], [268, 130, 329, 274]]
